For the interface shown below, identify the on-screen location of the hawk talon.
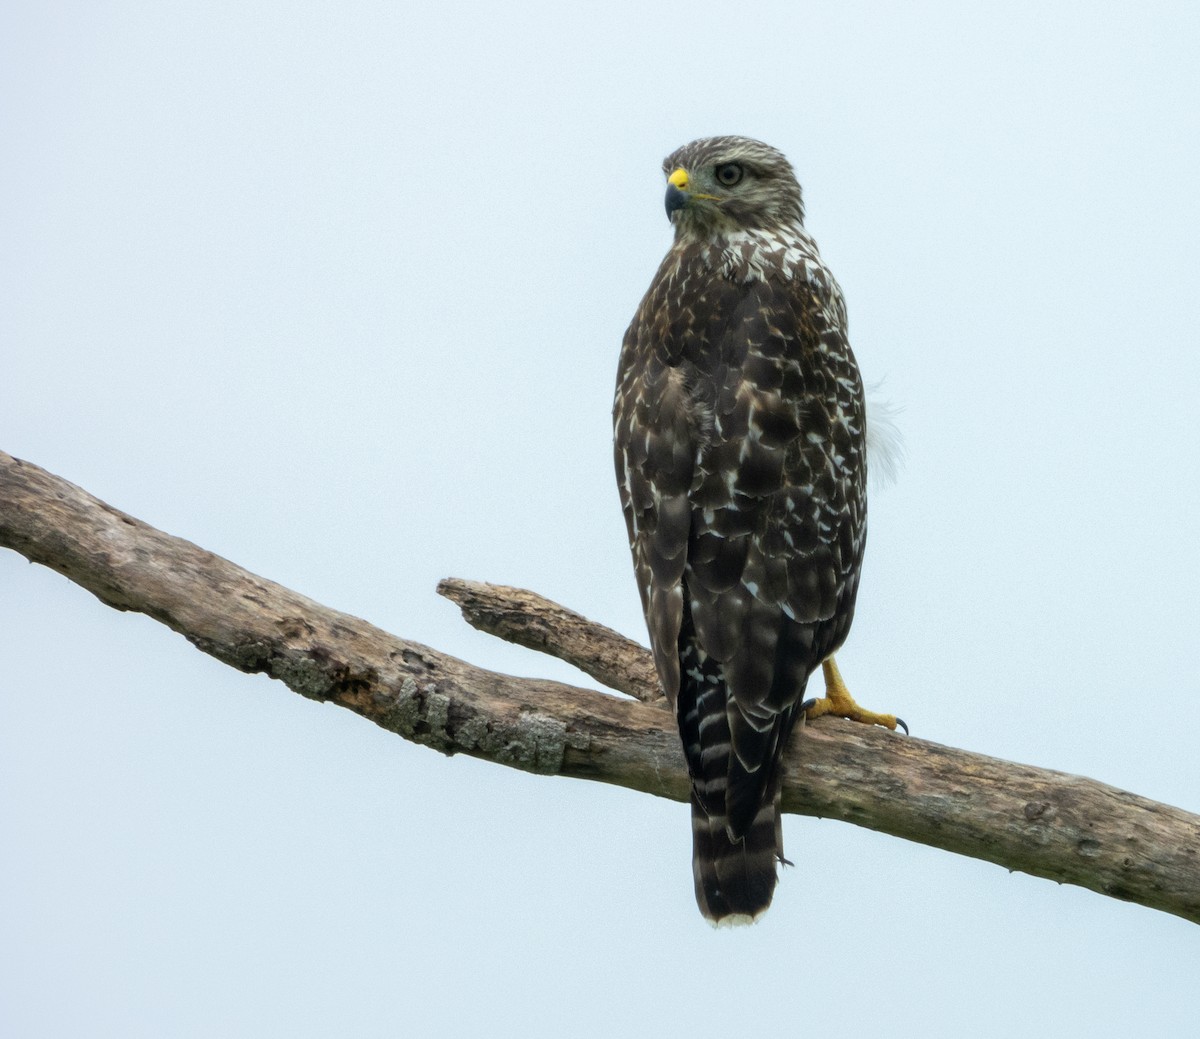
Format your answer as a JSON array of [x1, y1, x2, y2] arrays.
[[803, 658, 908, 734]]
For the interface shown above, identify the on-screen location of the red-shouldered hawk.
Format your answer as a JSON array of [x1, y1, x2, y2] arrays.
[[614, 136, 903, 925]]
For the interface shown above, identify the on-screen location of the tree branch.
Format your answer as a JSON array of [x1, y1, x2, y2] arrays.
[[2, 449, 1198, 925], [435, 577, 662, 702]]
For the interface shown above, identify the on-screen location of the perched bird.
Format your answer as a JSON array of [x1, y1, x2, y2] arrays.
[[613, 136, 902, 925]]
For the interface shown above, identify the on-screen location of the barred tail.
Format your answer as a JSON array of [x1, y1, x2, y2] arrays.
[[690, 784, 782, 926]]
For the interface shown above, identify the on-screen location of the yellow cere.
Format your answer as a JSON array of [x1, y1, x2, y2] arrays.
[[667, 167, 689, 189]]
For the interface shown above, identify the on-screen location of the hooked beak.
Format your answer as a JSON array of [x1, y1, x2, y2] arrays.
[[665, 166, 690, 218]]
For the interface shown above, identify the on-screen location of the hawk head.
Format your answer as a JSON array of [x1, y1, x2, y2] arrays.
[[662, 136, 806, 238]]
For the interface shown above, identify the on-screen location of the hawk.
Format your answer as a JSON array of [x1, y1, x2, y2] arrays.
[[613, 136, 902, 925]]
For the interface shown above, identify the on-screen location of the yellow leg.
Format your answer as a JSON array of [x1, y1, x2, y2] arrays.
[[804, 657, 907, 733]]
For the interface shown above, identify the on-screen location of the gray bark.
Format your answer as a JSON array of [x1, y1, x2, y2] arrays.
[[2, 449, 1198, 925]]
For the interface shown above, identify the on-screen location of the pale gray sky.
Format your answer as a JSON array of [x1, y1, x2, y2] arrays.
[[3, 2, 1199, 1036]]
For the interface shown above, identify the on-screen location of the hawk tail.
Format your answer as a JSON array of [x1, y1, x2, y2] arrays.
[[690, 783, 783, 926]]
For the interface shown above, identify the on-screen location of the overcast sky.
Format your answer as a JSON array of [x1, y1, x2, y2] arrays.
[[3, 2, 1199, 1036]]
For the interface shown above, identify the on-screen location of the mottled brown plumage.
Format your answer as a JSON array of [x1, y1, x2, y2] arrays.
[[613, 136, 867, 924]]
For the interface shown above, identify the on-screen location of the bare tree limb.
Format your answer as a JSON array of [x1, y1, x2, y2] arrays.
[[436, 577, 662, 702], [2, 449, 1198, 925]]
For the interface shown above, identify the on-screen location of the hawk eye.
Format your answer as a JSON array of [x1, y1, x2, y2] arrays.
[[714, 163, 744, 187]]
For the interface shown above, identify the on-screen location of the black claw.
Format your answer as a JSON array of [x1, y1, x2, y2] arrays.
[[799, 697, 816, 714], [895, 717, 909, 735]]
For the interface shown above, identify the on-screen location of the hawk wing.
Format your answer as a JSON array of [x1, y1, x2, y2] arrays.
[[615, 267, 866, 919]]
